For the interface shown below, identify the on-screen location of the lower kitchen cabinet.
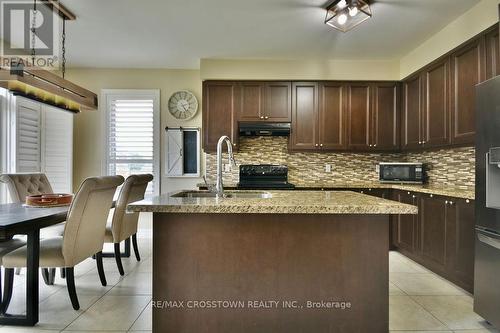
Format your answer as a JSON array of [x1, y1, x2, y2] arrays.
[[391, 190, 475, 293], [420, 194, 448, 272], [447, 198, 475, 291], [393, 191, 419, 253]]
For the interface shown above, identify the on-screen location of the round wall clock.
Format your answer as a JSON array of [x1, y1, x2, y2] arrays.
[[168, 90, 198, 120]]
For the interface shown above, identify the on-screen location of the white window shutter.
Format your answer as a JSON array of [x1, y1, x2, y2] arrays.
[[15, 98, 41, 173], [166, 129, 183, 176], [41, 105, 73, 193], [103, 90, 160, 195]]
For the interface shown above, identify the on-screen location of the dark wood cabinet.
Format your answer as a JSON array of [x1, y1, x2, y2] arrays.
[[402, 75, 423, 150], [422, 59, 451, 147], [395, 191, 418, 252], [202, 81, 239, 152], [238, 82, 291, 122], [265, 82, 292, 122], [485, 27, 500, 80], [294, 81, 399, 152], [290, 82, 318, 151], [391, 189, 475, 293], [446, 198, 475, 291], [450, 39, 485, 145], [238, 82, 264, 121], [420, 195, 448, 271], [372, 82, 400, 150], [318, 82, 346, 150], [402, 59, 450, 151], [346, 84, 371, 150]]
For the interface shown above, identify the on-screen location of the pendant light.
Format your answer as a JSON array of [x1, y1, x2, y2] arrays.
[[325, 0, 372, 33], [0, 1, 98, 112]]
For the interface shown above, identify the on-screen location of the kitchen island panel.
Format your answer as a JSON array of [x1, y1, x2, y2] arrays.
[[153, 213, 389, 333]]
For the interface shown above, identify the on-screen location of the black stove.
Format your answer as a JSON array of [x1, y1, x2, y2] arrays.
[[237, 165, 295, 190]]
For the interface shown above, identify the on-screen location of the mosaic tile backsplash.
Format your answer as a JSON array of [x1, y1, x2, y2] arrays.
[[205, 137, 475, 189]]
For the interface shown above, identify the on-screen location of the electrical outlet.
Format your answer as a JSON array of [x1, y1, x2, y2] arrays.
[[224, 164, 231, 172], [325, 164, 332, 173], [375, 164, 380, 173]]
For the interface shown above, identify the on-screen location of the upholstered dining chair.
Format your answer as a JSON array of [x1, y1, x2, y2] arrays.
[[0, 173, 66, 238], [1, 175, 124, 311], [0, 173, 67, 280], [102, 174, 153, 275]]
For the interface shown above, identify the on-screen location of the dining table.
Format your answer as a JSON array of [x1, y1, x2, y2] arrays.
[[0, 203, 68, 326]]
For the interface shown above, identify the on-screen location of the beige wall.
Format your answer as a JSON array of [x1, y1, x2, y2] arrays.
[[67, 0, 499, 195], [400, 0, 500, 78], [200, 59, 400, 81], [66, 68, 203, 194]]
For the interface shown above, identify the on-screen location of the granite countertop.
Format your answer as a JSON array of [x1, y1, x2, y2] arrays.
[[197, 182, 475, 200], [127, 190, 418, 215]]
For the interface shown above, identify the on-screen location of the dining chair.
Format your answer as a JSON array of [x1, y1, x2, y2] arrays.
[[102, 174, 153, 275], [0, 173, 67, 280], [0, 173, 66, 238], [1, 175, 124, 311]]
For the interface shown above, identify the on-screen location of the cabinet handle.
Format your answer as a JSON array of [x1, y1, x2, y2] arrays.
[[418, 141, 422, 144], [412, 195, 416, 198], [369, 144, 373, 147], [449, 201, 454, 205], [315, 144, 319, 147], [320, 143, 323, 147], [445, 200, 449, 204], [233, 143, 237, 147], [430, 194, 433, 198], [264, 116, 269, 119], [374, 144, 377, 147], [407, 192, 411, 195], [260, 116, 264, 119], [466, 199, 470, 203]]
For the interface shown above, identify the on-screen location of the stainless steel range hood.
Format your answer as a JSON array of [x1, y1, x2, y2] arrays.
[[239, 122, 291, 136]]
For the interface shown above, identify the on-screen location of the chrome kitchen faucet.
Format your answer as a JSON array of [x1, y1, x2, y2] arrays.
[[216, 136, 237, 196]]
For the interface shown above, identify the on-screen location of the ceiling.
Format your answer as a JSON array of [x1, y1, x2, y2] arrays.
[[58, 0, 480, 69]]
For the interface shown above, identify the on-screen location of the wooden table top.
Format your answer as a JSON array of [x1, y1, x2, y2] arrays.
[[0, 203, 68, 236]]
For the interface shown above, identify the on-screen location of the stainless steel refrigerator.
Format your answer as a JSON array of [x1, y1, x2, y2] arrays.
[[475, 76, 500, 328]]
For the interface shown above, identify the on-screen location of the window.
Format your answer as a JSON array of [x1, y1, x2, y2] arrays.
[[102, 90, 160, 195]]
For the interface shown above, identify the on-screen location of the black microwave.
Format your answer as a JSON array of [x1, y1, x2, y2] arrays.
[[379, 163, 426, 184]]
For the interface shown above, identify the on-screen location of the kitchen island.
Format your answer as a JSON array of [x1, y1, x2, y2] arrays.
[[128, 190, 417, 333]]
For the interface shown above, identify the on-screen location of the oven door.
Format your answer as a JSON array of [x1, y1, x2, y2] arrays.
[[380, 165, 419, 183]]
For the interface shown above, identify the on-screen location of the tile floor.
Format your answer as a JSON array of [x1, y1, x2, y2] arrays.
[[1, 217, 499, 333], [389, 252, 499, 333]]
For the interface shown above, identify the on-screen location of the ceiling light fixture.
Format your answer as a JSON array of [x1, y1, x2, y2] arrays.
[[325, 0, 372, 33]]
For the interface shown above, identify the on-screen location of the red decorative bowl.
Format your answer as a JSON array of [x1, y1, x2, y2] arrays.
[[25, 194, 73, 207]]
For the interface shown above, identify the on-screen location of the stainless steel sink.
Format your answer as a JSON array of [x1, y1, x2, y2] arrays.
[[171, 190, 272, 199]]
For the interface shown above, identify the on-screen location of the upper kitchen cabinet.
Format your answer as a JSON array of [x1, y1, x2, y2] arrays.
[[422, 58, 451, 148], [371, 82, 400, 151], [202, 81, 239, 152], [485, 26, 500, 80], [290, 82, 318, 151], [346, 84, 371, 150], [318, 82, 346, 150], [401, 75, 423, 150], [450, 38, 485, 145], [238, 81, 291, 122], [238, 82, 265, 121], [265, 82, 292, 122], [402, 62, 451, 151]]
